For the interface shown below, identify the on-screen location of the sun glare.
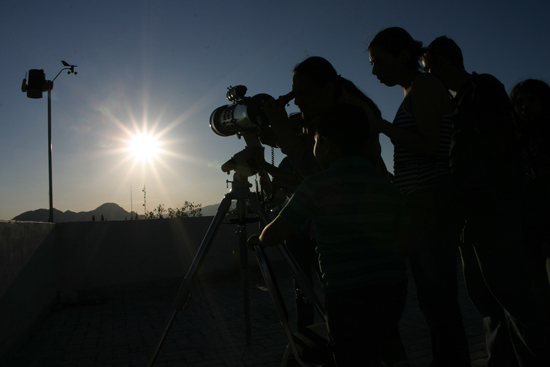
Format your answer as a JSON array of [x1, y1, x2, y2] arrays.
[[129, 133, 159, 161], [99, 95, 205, 205]]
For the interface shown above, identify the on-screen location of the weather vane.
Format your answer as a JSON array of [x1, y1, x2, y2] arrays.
[[21, 60, 78, 98], [20, 60, 78, 222]]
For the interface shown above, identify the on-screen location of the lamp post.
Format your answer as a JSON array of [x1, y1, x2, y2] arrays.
[[21, 61, 78, 223]]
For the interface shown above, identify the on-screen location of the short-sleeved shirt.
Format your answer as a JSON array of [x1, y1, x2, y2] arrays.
[[279, 157, 408, 294]]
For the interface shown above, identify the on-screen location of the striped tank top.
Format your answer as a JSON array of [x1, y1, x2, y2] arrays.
[[392, 100, 452, 195]]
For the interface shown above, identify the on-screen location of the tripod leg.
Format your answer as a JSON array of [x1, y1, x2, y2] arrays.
[[146, 195, 232, 367], [238, 191, 274, 343], [277, 243, 326, 322], [236, 199, 253, 344], [235, 187, 275, 344]]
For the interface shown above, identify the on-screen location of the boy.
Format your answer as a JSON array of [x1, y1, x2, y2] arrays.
[[247, 103, 409, 367], [423, 36, 550, 366]]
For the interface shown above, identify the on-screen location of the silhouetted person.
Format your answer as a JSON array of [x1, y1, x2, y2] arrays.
[[368, 27, 470, 367], [423, 36, 550, 366], [260, 56, 398, 346], [263, 56, 389, 179], [249, 104, 410, 367], [269, 156, 321, 331], [510, 79, 550, 302]]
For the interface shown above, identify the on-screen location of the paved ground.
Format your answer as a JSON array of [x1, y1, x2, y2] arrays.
[[8, 252, 487, 367]]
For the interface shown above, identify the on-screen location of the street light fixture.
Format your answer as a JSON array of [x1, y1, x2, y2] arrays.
[[21, 61, 78, 223]]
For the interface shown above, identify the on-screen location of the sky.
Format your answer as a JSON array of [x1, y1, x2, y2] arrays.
[[1, 0, 549, 220]]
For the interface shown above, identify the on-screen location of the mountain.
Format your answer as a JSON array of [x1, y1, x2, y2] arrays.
[[12, 203, 137, 222], [200, 203, 219, 217], [11, 202, 222, 222]]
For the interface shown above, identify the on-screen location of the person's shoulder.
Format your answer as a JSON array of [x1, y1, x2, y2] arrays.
[[471, 72, 505, 90], [414, 73, 447, 89], [411, 73, 449, 97], [468, 72, 509, 104], [414, 72, 441, 84]]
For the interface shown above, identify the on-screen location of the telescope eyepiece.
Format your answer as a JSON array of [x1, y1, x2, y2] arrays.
[[226, 85, 248, 102], [279, 90, 295, 105]]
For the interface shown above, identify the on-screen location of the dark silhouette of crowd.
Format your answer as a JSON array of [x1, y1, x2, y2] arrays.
[[236, 26, 550, 367]]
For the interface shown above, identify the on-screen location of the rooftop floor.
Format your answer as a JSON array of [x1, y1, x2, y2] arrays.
[[8, 255, 487, 367]]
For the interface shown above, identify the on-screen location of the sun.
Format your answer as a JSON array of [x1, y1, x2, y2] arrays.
[[129, 133, 159, 162], [99, 97, 200, 198]]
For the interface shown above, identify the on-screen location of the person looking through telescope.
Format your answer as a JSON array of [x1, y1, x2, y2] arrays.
[[256, 56, 393, 338], [260, 56, 389, 179]]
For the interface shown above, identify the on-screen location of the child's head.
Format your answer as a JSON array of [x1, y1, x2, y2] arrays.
[[510, 78, 550, 125], [313, 103, 370, 168]]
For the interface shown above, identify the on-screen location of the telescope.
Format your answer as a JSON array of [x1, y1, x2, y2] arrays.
[[209, 85, 295, 137]]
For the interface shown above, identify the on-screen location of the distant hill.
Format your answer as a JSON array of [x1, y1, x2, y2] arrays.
[[12, 202, 221, 222], [12, 203, 138, 222], [199, 203, 219, 217]]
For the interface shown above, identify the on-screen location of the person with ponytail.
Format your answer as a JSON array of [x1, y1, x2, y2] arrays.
[[368, 27, 470, 367]]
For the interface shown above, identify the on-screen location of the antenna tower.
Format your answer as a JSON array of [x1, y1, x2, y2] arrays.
[[142, 185, 147, 216]]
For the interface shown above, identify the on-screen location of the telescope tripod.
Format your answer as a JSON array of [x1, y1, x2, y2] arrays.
[[146, 172, 271, 367]]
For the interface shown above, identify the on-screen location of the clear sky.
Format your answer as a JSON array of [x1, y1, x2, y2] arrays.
[[1, 0, 549, 220]]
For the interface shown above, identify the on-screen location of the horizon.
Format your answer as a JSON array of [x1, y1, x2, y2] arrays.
[[1, 1, 549, 220], [10, 201, 218, 222]]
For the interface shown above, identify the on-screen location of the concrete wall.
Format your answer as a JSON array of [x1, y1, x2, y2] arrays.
[[0, 221, 58, 362], [0, 221, 55, 298], [0, 216, 266, 361], [55, 217, 262, 290]]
